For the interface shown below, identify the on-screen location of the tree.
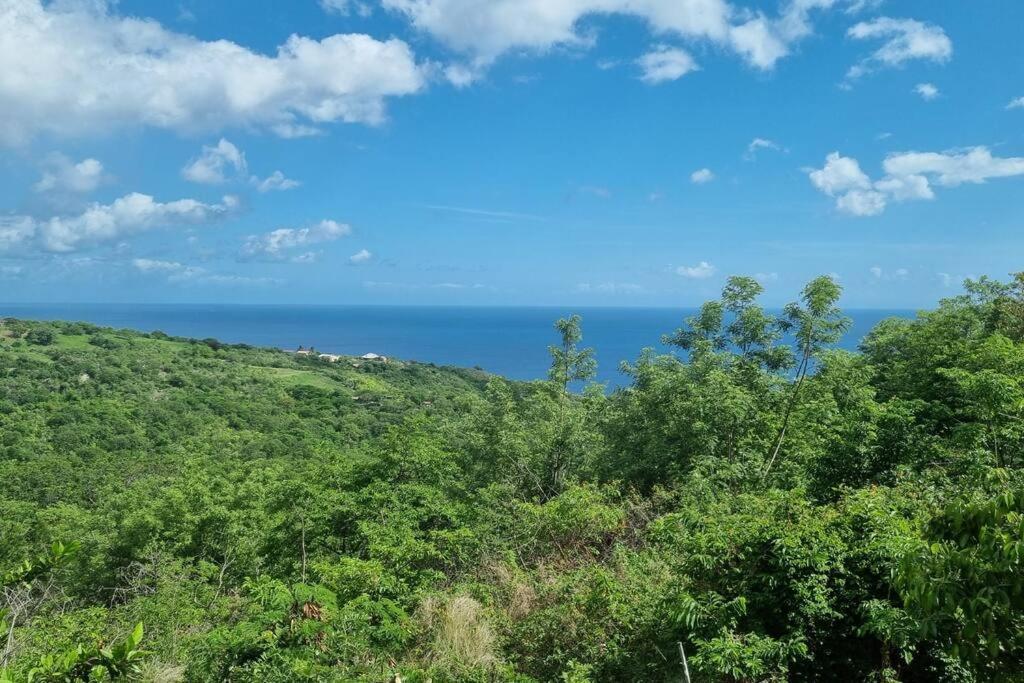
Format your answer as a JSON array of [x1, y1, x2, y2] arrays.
[[897, 482, 1024, 680], [548, 315, 597, 393], [764, 275, 849, 480], [993, 272, 1024, 342], [541, 315, 600, 497], [24, 328, 56, 346]]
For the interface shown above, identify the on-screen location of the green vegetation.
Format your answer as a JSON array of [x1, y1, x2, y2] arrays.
[[2, 273, 1023, 681]]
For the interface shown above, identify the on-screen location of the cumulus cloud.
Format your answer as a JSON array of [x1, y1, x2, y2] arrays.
[[0, 217, 38, 253], [443, 63, 482, 88], [349, 248, 373, 264], [915, 82, 939, 100], [846, 17, 952, 79], [241, 219, 351, 260], [183, 140, 299, 191], [0, 0, 427, 145], [637, 45, 698, 84], [677, 261, 716, 279], [808, 146, 1024, 216], [835, 189, 887, 216], [1, 193, 238, 253], [34, 155, 106, 194], [182, 139, 247, 184], [379, 0, 861, 73], [883, 147, 1024, 187], [691, 168, 715, 184], [726, 0, 868, 70], [1008, 97, 1024, 110], [251, 171, 301, 193], [809, 152, 872, 196]]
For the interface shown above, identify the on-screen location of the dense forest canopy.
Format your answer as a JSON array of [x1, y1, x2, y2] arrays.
[[2, 273, 1024, 682]]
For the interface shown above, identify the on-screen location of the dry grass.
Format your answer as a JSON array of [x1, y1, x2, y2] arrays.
[[136, 661, 185, 683], [418, 595, 498, 670]]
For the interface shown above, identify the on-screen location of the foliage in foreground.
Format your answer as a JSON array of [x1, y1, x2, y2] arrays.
[[1, 273, 1023, 681]]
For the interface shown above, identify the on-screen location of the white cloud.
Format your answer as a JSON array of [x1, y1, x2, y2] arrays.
[[883, 147, 1024, 187], [637, 45, 698, 84], [241, 219, 351, 260], [381, 0, 729, 64], [836, 189, 886, 216], [869, 265, 909, 281], [349, 248, 372, 264], [872, 173, 933, 201], [677, 261, 716, 279], [846, 17, 952, 79], [34, 155, 106, 194], [728, 17, 789, 71], [380, 0, 860, 72], [320, 0, 372, 16], [0, 217, 38, 252], [0, 0, 426, 145], [728, 0, 881, 70], [132, 258, 205, 281], [915, 82, 939, 101], [251, 171, 301, 193], [746, 137, 783, 159], [133, 258, 280, 286], [808, 146, 1024, 216], [808, 152, 871, 196], [272, 124, 324, 139], [443, 63, 481, 88], [1008, 97, 1024, 110], [1, 193, 238, 253], [182, 139, 247, 184], [184, 140, 299, 191], [690, 168, 715, 184], [575, 282, 644, 294]]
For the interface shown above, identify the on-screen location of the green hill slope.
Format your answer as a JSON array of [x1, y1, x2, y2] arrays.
[[2, 274, 1024, 682]]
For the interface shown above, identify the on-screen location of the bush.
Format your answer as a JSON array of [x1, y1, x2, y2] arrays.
[[25, 328, 56, 345]]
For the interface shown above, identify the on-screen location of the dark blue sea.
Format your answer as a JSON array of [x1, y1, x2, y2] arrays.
[[1, 304, 915, 385]]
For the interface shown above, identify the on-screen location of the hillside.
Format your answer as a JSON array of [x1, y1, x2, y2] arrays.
[[2, 274, 1024, 682]]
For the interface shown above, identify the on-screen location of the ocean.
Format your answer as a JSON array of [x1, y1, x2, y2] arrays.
[[0, 304, 915, 385]]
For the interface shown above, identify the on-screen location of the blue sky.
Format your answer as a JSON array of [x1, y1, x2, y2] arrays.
[[0, 0, 1022, 308]]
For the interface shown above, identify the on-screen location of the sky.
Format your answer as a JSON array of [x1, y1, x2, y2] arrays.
[[0, 0, 1022, 308]]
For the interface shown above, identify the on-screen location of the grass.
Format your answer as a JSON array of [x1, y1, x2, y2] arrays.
[[53, 334, 93, 350], [349, 372, 394, 395], [251, 366, 341, 391]]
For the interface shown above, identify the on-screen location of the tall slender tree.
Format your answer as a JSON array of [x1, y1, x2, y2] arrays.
[[764, 275, 849, 480], [548, 314, 597, 393], [544, 315, 597, 496]]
